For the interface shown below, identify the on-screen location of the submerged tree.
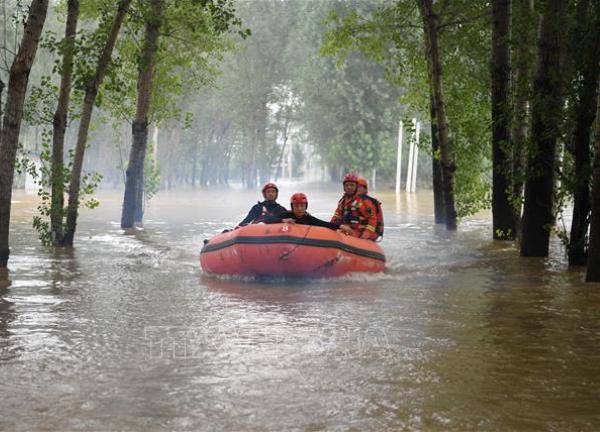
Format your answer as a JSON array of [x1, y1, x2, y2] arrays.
[[509, 0, 536, 236], [566, 0, 600, 266], [0, 0, 49, 268], [120, 0, 164, 228], [417, 0, 457, 230], [62, 0, 132, 245], [491, 0, 515, 240], [323, 0, 491, 228], [120, 0, 244, 227], [50, 0, 79, 245], [587, 79, 600, 282], [520, 0, 566, 257]]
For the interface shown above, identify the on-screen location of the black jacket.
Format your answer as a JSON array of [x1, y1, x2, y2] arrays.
[[265, 211, 340, 230], [239, 200, 287, 226]]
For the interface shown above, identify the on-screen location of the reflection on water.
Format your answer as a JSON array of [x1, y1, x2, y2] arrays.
[[1, 187, 599, 431]]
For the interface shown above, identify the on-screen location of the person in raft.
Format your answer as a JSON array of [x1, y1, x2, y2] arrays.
[[237, 182, 287, 227], [331, 173, 378, 240], [356, 177, 384, 241], [266, 193, 353, 234]]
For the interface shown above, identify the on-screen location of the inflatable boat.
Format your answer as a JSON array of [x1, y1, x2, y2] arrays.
[[200, 223, 385, 277]]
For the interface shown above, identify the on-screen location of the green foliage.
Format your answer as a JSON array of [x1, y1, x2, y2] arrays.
[[291, 1, 403, 180], [23, 75, 58, 124], [144, 143, 161, 203], [15, 129, 102, 245], [212, 0, 302, 186], [323, 0, 493, 216], [18, 0, 245, 244], [100, 0, 241, 126]]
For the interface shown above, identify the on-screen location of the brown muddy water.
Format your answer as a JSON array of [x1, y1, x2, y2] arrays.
[[0, 185, 599, 431]]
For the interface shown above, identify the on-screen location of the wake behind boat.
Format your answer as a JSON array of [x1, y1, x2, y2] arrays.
[[200, 223, 385, 278]]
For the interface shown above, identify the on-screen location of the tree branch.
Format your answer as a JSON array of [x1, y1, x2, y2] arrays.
[[125, 23, 141, 49]]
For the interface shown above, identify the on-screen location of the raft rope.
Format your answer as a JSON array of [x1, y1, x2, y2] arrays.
[[278, 225, 313, 261]]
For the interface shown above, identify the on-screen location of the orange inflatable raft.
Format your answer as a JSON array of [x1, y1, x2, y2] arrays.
[[200, 223, 385, 277]]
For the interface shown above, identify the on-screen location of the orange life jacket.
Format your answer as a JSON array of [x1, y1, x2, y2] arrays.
[[362, 195, 384, 239]]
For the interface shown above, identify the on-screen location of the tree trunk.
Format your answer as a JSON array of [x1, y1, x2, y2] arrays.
[[133, 126, 146, 223], [121, 0, 163, 229], [586, 79, 600, 282], [430, 92, 445, 224], [0, 79, 4, 126], [491, 0, 516, 240], [418, 0, 457, 230], [274, 125, 289, 182], [50, 0, 79, 245], [520, 0, 565, 257], [62, 0, 131, 246], [510, 0, 536, 237], [568, 1, 600, 266], [222, 139, 234, 185], [191, 137, 199, 187], [0, 0, 49, 268]]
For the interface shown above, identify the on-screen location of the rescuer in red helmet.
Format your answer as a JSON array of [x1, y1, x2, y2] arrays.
[[356, 177, 383, 241], [356, 177, 369, 195], [237, 182, 287, 227], [266, 193, 352, 233], [331, 173, 359, 224], [330, 174, 378, 240], [331, 174, 358, 224]]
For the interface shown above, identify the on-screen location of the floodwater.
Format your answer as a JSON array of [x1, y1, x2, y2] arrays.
[[1, 185, 599, 431]]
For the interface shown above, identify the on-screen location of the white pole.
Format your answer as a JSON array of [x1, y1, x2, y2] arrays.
[[288, 139, 293, 179], [406, 118, 415, 192], [395, 120, 403, 194], [152, 125, 159, 168], [372, 168, 377, 191], [411, 121, 420, 193]]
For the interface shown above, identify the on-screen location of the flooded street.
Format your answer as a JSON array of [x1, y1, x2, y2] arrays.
[[1, 186, 599, 431]]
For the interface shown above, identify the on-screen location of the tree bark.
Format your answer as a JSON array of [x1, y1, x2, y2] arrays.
[[50, 0, 79, 245], [0, 0, 49, 268], [567, 0, 600, 266], [510, 0, 536, 237], [0, 79, 4, 127], [491, 0, 516, 240], [586, 78, 600, 282], [520, 0, 565, 257], [121, 0, 163, 228], [418, 0, 457, 230], [62, 0, 131, 245], [430, 92, 445, 224]]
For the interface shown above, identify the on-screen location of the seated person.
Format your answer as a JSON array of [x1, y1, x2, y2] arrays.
[[237, 182, 287, 227], [267, 193, 353, 235], [331, 174, 378, 240], [331, 173, 358, 225], [356, 177, 383, 241]]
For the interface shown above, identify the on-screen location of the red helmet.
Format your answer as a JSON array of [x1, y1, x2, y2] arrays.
[[357, 177, 368, 189], [290, 192, 308, 209], [262, 182, 278, 197], [343, 173, 359, 184], [262, 182, 278, 193]]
